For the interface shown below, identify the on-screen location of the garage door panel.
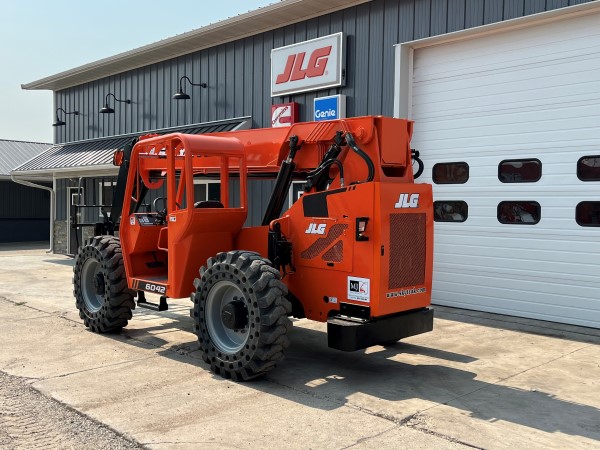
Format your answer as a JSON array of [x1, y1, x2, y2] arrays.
[[434, 276, 600, 310], [414, 79, 600, 120], [434, 248, 599, 280], [410, 11, 600, 328], [412, 113, 600, 146], [432, 292, 600, 329], [414, 15, 600, 74]]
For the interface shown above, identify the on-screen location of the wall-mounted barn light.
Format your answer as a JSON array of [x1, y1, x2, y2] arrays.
[[173, 76, 207, 100], [99, 93, 131, 114], [52, 107, 79, 127]]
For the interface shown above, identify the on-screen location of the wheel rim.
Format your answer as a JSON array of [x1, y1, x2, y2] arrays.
[[205, 280, 249, 354], [81, 257, 104, 313]]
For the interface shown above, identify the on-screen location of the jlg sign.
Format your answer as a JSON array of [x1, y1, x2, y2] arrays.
[[271, 33, 345, 97]]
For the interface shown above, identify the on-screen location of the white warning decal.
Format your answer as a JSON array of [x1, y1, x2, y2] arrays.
[[348, 276, 370, 302]]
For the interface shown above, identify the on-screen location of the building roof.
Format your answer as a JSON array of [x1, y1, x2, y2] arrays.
[[0, 140, 51, 176], [13, 117, 251, 175], [22, 0, 370, 92]]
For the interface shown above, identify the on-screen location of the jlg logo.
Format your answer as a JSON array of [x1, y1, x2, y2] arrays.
[[275, 46, 332, 84], [395, 193, 419, 209], [305, 223, 327, 235]]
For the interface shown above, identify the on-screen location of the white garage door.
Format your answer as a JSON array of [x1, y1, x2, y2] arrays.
[[410, 11, 600, 328]]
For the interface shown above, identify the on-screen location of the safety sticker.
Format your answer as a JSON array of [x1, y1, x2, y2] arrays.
[[169, 216, 176, 222], [130, 217, 136, 225], [348, 276, 370, 302]]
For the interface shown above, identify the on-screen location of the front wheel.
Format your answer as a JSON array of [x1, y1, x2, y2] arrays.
[[73, 236, 135, 333], [191, 251, 292, 381]]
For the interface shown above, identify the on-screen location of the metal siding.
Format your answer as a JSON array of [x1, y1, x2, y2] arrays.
[[431, 0, 449, 36], [368, 0, 384, 115], [51, 0, 591, 139], [233, 42, 244, 119], [504, 0, 525, 19], [547, 0, 569, 8], [447, 0, 466, 32], [484, 0, 504, 23], [465, 0, 485, 27], [414, 0, 431, 39], [252, 34, 264, 126]]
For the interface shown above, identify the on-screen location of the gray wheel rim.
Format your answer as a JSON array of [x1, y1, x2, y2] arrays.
[[205, 280, 249, 354], [81, 258, 103, 313]]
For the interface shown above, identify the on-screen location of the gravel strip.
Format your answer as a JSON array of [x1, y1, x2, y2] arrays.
[[0, 370, 143, 450]]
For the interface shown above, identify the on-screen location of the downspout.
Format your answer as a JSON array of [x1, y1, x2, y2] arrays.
[[10, 173, 55, 253]]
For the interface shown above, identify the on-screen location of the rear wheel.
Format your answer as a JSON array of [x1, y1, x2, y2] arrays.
[[73, 236, 135, 332], [191, 251, 292, 380]]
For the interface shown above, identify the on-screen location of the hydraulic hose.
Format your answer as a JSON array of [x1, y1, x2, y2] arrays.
[[345, 132, 375, 183]]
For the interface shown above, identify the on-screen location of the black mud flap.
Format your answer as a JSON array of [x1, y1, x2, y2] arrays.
[[327, 308, 434, 351]]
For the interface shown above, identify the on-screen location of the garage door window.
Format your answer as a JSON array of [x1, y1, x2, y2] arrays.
[[577, 156, 600, 181], [432, 162, 469, 184], [499, 159, 541, 183], [498, 201, 540, 225], [576, 202, 600, 227], [434, 201, 468, 222]]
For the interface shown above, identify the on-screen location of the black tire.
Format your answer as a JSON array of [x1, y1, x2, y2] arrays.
[[191, 251, 292, 381], [73, 236, 135, 333]]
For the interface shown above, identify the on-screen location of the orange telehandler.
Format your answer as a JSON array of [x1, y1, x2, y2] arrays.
[[73, 115, 434, 380]]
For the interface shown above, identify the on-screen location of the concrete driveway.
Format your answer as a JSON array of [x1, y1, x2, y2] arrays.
[[0, 243, 599, 449]]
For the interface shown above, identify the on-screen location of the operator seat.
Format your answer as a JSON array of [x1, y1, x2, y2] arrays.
[[194, 200, 224, 209]]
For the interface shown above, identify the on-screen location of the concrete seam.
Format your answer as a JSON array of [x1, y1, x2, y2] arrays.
[[32, 355, 161, 382], [339, 425, 398, 449]]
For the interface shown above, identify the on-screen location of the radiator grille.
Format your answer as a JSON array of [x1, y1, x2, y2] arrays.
[[301, 223, 348, 260], [322, 240, 343, 262], [389, 213, 426, 289]]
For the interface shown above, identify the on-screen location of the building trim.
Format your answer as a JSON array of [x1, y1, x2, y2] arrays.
[[22, 0, 371, 92]]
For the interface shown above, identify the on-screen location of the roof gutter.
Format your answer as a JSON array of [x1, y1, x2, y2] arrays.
[[10, 173, 55, 254]]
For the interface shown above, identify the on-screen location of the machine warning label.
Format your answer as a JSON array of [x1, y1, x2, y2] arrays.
[[348, 276, 370, 302], [386, 287, 426, 299]]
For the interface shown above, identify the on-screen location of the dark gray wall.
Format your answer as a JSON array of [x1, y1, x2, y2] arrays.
[[54, 0, 589, 144], [0, 180, 50, 242]]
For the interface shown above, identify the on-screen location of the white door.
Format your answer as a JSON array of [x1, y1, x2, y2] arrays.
[[410, 12, 600, 328]]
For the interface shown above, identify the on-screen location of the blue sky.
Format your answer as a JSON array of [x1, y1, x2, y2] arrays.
[[0, 0, 274, 143]]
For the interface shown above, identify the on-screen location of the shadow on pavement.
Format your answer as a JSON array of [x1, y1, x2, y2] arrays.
[[99, 307, 600, 443]]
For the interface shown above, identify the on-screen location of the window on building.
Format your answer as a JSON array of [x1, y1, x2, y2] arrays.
[[434, 201, 468, 222], [432, 162, 469, 184], [193, 180, 220, 203], [577, 156, 600, 181], [99, 181, 116, 218], [497, 201, 540, 225], [499, 159, 542, 183], [289, 181, 306, 207], [576, 202, 600, 227]]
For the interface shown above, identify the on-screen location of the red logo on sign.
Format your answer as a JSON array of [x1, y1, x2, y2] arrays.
[[275, 46, 332, 84]]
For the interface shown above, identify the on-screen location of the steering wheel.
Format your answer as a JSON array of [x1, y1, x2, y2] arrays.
[[153, 197, 167, 222]]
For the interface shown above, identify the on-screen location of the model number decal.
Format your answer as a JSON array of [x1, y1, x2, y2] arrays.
[[395, 193, 419, 209], [142, 282, 166, 295]]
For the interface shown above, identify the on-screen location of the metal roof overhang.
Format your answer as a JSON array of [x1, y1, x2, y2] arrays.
[[12, 117, 251, 177], [22, 0, 371, 92]]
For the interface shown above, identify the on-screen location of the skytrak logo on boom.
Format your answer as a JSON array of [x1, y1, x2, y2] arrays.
[[275, 46, 332, 84]]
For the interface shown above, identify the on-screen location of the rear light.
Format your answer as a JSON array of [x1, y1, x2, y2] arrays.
[[356, 217, 369, 241]]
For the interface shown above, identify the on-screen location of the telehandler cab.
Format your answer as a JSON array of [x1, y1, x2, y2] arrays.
[[73, 115, 434, 380]]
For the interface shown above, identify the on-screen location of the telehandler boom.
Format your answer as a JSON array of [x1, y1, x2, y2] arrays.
[[73, 115, 434, 380]]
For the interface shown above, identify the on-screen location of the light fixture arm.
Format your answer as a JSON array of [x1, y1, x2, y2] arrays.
[[104, 93, 131, 105], [53, 107, 79, 126], [179, 75, 207, 90]]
